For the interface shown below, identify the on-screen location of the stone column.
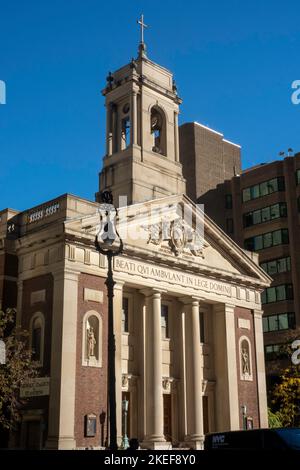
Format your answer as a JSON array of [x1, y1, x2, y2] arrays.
[[113, 281, 124, 446], [213, 303, 239, 431], [143, 290, 165, 448], [184, 299, 204, 449], [131, 91, 137, 145], [106, 103, 113, 156], [174, 112, 180, 162], [253, 309, 268, 428], [46, 270, 78, 450], [111, 103, 118, 154]]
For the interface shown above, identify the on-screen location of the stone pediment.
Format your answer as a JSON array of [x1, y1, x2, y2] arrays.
[[64, 194, 271, 289]]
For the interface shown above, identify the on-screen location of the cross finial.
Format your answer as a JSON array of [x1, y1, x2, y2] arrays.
[[137, 14, 148, 45]]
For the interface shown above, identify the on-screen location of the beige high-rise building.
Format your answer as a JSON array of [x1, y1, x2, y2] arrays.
[[0, 34, 270, 450]]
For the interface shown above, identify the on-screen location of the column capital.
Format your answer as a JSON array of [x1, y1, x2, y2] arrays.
[[214, 302, 236, 314], [140, 288, 166, 298], [179, 296, 203, 306], [52, 269, 79, 283], [114, 281, 125, 291], [253, 309, 264, 318]]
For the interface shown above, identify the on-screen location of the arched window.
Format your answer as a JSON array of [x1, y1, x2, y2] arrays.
[[82, 311, 103, 367], [150, 107, 166, 156], [239, 335, 253, 381], [30, 313, 45, 366]]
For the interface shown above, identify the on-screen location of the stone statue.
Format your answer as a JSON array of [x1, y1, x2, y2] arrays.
[[242, 348, 250, 375], [87, 327, 96, 358]]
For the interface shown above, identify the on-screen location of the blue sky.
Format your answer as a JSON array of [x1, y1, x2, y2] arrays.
[[1, 0, 300, 211]]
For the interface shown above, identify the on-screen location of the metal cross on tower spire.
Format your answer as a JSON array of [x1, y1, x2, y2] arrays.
[[137, 14, 148, 44]]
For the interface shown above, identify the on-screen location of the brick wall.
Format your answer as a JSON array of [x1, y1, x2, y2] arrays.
[[235, 307, 260, 429], [20, 274, 54, 447], [74, 273, 108, 448]]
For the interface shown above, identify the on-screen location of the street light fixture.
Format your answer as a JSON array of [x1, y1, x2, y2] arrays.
[[122, 398, 129, 449], [95, 190, 123, 451]]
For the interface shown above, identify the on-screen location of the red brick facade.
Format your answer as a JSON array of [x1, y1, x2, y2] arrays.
[[235, 307, 260, 429], [74, 273, 108, 448]]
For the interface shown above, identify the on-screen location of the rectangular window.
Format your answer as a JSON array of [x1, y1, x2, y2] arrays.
[[263, 313, 296, 333], [161, 304, 169, 339], [122, 297, 129, 333], [262, 284, 294, 304], [278, 313, 289, 330], [252, 210, 261, 225], [255, 235, 263, 250], [260, 256, 291, 275], [260, 181, 269, 197], [225, 194, 233, 209], [263, 232, 273, 248], [242, 177, 285, 202], [245, 229, 289, 252], [266, 287, 276, 303], [243, 203, 287, 228], [265, 344, 284, 361], [268, 315, 279, 331], [296, 169, 300, 185], [261, 206, 271, 222], [242, 188, 251, 202], [251, 185, 260, 199], [268, 178, 278, 193]]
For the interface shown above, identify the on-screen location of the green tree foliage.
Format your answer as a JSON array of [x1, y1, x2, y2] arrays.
[[0, 309, 36, 430], [269, 335, 300, 428], [271, 364, 300, 427], [268, 407, 283, 428]]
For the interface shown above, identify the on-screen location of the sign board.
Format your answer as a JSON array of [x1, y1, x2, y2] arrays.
[[20, 377, 50, 398], [0, 340, 6, 365]]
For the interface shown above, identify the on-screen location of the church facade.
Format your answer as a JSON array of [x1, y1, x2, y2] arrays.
[[0, 39, 271, 450]]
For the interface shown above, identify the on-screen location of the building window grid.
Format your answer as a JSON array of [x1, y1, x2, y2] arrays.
[[243, 202, 287, 228], [242, 176, 285, 202], [244, 228, 289, 252], [260, 256, 291, 276], [261, 283, 294, 304], [265, 343, 286, 361], [263, 312, 296, 333]]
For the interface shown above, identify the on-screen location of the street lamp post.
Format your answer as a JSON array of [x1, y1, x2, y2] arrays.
[[122, 398, 129, 449], [95, 190, 123, 451]]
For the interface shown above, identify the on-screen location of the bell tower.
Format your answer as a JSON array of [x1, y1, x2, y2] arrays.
[[96, 17, 186, 206]]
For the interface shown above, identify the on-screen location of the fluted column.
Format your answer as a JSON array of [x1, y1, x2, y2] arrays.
[[213, 303, 239, 431], [184, 299, 204, 449], [46, 270, 78, 449], [143, 290, 165, 448], [253, 309, 268, 427]]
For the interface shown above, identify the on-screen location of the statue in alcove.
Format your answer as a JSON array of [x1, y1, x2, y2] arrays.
[[241, 347, 250, 375], [87, 327, 97, 358]]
